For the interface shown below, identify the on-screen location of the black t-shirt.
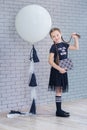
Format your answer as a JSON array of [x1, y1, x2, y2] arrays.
[[49, 42, 70, 61]]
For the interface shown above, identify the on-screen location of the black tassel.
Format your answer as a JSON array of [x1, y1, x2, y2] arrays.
[[33, 45, 39, 63], [29, 73, 37, 87], [29, 99, 36, 114]]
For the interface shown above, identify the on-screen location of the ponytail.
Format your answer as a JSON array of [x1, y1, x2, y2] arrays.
[[61, 34, 80, 43]]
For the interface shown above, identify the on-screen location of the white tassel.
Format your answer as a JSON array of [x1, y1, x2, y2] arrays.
[[29, 60, 34, 74], [31, 87, 37, 100]]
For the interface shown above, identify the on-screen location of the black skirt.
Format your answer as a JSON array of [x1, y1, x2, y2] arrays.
[[48, 67, 68, 92]]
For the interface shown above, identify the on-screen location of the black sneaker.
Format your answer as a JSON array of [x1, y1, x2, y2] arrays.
[[61, 110, 70, 115], [56, 111, 70, 117]]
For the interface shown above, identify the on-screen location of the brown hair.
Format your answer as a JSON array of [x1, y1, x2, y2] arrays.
[[49, 27, 80, 43], [49, 27, 61, 37]]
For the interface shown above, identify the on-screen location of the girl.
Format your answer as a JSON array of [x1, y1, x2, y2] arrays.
[[48, 27, 79, 117]]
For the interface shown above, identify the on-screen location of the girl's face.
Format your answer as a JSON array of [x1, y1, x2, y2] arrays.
[[50, 30, 62, 43]]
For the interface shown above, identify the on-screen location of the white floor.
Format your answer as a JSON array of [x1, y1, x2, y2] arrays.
[[0, 98, 87, 130]]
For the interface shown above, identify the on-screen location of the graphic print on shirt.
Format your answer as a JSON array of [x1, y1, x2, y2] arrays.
[[58, 47, 67, 56]]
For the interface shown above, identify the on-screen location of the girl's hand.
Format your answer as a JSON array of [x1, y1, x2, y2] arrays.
[[59, 67, 67, 74], [71, 33, 80, 39]]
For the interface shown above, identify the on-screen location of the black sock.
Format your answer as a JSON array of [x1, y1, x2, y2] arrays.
[[55, 96, 62, 112], [55, 96, 70, 115]]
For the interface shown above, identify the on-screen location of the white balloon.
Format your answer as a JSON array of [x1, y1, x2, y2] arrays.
[[15, 4, 52, 43]]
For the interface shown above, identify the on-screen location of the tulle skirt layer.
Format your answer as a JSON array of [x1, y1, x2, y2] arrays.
[[48, 67, 68, 92]]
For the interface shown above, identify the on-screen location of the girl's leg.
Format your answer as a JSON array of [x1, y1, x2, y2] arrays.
[[55, 87, 70, 117]]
